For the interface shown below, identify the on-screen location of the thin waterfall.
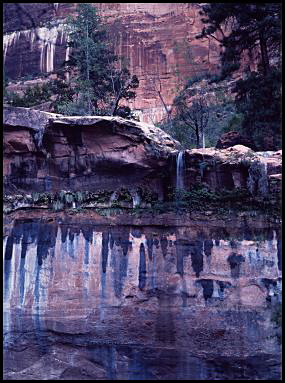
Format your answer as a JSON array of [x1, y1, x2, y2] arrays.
[[176, 151, 185, 190], [132, 192, 141, 208]]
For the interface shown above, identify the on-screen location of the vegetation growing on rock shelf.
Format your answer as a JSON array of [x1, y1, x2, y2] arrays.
[[4, 182, 280, 217]]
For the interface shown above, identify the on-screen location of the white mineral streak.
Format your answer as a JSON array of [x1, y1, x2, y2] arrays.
[[4, 24, 69, 73], [23, 243, 38, 306], [3, 31, 21, 63], [212, 281, 220, 298], [38, 26, 60, 73]]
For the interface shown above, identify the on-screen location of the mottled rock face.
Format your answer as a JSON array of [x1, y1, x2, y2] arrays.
[[3, 214, 282, 380], [3, 3, 222, 122]]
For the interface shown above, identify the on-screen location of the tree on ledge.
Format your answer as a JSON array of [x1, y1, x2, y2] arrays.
[[196, 3, 281, 150], [59, 3, 139, 117], [174, 93, 209, 149]]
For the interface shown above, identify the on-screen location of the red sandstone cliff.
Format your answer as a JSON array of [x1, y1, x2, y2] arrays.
[[4, 3, 222, 122]]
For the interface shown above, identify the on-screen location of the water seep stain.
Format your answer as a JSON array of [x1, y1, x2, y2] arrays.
[[139, 243, 147, 290]]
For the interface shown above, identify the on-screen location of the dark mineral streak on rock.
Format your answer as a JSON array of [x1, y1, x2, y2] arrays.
[[198, 279, 214, 301], [101, 231, 109, 273], [227, 253, 245, 278], [190, 240, 204, 277], [19, 257, 26, 305], [139, 243, 147, 290], [110, 229, 130, 297], [230, 240, 238, 249], [20, 231, 29, 259], [160, 236, 168, 258], [60, 225, 68, 243], [146, 236, 154, 260], [82, 225, 93, 266], [131, 228, 142, 238], [153, 238, 160, 249], [5, 235, 14, 260], [81, 225, 93, 244], [175, 239, 201, 276], [4, 237, 13, 301], [217, 281, 231, 300], [36, 223, 57, 266], [204, 239, 213, 257], [261, 279, 275, 291], [33, 264, 49, 354]]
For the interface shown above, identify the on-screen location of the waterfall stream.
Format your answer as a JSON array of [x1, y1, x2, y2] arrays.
[[176, 151, 185, 191]]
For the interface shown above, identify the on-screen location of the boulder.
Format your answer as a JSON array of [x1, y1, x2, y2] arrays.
[[216, 131, 257, 151]]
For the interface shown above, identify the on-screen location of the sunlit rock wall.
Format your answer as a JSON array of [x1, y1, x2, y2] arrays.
[[3, 3, 222, 123], [3, 216, 281, 380]]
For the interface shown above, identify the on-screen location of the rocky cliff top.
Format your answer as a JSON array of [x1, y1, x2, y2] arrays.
[[4, 105, 180, 153]]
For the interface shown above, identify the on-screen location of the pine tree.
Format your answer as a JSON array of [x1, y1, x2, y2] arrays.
[[196, 3, 281, 150], [197, 3, 281, 78], [61, 3, 139, 116]]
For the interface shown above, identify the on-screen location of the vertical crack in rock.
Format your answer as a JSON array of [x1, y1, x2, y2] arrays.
[[139, 243, 147, 290]]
